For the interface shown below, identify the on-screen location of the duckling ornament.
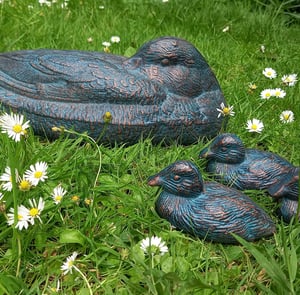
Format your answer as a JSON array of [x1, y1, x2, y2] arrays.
[[199, 133, 299, 222], [148, 160, 275, 244], [0, 37, 225, 145]]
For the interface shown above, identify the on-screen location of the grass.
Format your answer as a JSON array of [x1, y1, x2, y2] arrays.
[[0, 0, 299, 294]]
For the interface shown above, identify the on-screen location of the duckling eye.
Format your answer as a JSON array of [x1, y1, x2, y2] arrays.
[[161, 58, 170, 66], [173, 175, 181, 181]]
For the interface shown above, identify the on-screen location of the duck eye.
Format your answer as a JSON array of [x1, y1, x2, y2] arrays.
[[161, 58, 170, 66], [173, 175, 181, 181]]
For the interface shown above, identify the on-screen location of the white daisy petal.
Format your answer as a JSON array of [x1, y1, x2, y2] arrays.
[[140, 236, 168, 256], [262, 67, 277, 79], [24, 161, 48, 186], [51, 185, 67, 204], [61, 252, 78, 275], [280, 110, 294, 123], [0, 112, 30, 142], [282, 74, 297, 86], [246, 118, 264, 133], [7, 205, 31, 230]]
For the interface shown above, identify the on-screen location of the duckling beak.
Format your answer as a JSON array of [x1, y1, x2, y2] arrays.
[[147, 175, 161, 186], [199, 147, 213, 158]]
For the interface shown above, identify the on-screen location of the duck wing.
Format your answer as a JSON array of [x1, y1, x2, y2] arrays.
[[0, 50, 166, 105]]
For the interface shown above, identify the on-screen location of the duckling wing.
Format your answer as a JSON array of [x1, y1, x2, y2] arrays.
[[232, 151, 296, 190], [189, 182, 275, 243], [0, 50, 166, 105]]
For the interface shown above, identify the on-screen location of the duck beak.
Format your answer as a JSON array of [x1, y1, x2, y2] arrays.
[[199, 147, 212, 158], [147, 175, 161, 186]]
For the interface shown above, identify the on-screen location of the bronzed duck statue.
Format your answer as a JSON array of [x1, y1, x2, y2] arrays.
[[148, 160, 275, 244], [0, 36, 225, 145], [199, 133, 299, 222]]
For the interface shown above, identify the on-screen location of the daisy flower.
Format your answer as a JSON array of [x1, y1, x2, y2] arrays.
[[0, 112, 30, 142], [280, 110, 294, 123], [272, 88, 286, 98], [222, 26, 230, 32], [246, 118, 264, 133], [281, 74, 297, 86], [110, 36, 120, 43], [216, 103, 235, 118], [84, 198, 93, 206], [262, 67, 277, 79], [61, 252, 78, 275], [248, 83, 257, 91], [140, 236, 168, 256], [102, 41, 111, 53], [71, 195, 80, 203], [24, 161, 48, 186], [102, 41, 111, 47], [51, 185, 67, 204], [18, 177, 32, 191], [7, 205, 31, 230], [28, 198, 45, 224], [260, 89, 273, 100], [0, 167, 18, 191]]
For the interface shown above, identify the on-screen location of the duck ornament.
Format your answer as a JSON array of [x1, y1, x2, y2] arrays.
[[199, 133, 299, 222], [148, 160, 275, 244], [0, 36, 226, 145]]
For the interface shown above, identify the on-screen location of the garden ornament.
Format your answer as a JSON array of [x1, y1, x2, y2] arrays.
[[148, 160, 276, 244], [0, 36, 226, 145], [199, 133, 299, 222]]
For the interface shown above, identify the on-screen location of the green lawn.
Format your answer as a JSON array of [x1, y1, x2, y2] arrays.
[[0, 0, 299, 294]]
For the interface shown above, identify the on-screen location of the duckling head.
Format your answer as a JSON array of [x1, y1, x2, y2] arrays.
[[125, 37, 219, 97], [148, 160, 204, 198], [199, 133, 246, 164]]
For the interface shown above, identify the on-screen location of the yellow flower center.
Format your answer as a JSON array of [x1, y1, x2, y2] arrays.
[[223, 107, 230, 115], [34, 171, 43, 179], [13, 124, 23, 133], [266, 92, 271, 97], [19, 180, 31, 191], [55, 195, 62, 202], [283, 114, 290, 120], [68, 261, 74, 268], [18, 214, 23, 220], [103, 111, 112, 123], [84, 198, 92, 205], [29, 207, 39, 217], [71, 195, 80, 202], [267, 71, 272, 76], [249, 83, 257, 90], [251, 124, 258, 130]]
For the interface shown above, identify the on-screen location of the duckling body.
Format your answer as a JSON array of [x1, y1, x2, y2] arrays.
[[268, 167, 299, 222], [148, 161, 275, 244], [0, 37, 225, 145], [199, 133, 299, 222]]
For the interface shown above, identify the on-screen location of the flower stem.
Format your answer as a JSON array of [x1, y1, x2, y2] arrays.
[[8, 141, 22, 277], [74, 265, 93, 295]]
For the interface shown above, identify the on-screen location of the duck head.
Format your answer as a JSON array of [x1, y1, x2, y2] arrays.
[[124, 36, 219, 97], [148, 160, 204, 198], [199, 133, 246, 164]]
